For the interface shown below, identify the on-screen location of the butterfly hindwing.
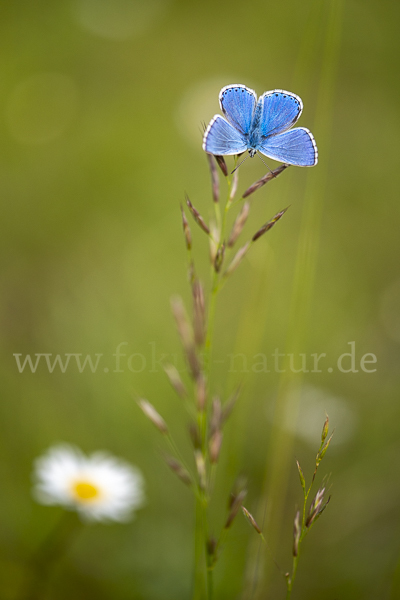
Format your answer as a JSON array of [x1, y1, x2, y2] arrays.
[[258, 90, 303, 138], [203, 115, 247, 156], [203, 84, 318, 166], [257, 127, 318, 167], [219, 84, 257, 136]]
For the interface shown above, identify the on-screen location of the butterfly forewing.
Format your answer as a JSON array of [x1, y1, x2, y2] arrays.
[[203, 115, 247, 156], [203, 84, 318, 166], [219, 85, 257, 136], [258, 90, 303, 138], [257, 127, 318, 167]]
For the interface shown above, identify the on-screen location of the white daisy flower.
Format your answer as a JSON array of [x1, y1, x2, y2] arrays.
[[32, 444, 145, 522]]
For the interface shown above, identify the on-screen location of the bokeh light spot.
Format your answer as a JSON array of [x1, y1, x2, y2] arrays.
[[267, 384, 357, 447], [176, 77, 236, 150]]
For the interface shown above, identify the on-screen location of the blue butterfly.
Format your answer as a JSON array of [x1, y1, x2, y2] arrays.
[[203, 84, 318, 167]]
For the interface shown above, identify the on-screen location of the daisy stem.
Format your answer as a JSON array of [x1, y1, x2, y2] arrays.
[[23, 511, 81, 600]]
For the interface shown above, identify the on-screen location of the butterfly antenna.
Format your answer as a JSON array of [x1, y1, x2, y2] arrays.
[[199, 121, 207, 138], [257, 154, 273, 174], [231, 154, 249, 174]]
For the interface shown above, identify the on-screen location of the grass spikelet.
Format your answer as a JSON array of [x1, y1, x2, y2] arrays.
[[163, 454, 192, 487], [252, 207, 289, 242], [214, 154, 228, 177], [180, 204, 192, 251], [242, 506, 262, 534], [138, 399, 168, 434], [163, 364, 187, 399], [192, 279, 206, 347], [242, 164, 289, 198], [170, 295, 201, 379], [227, 202, 250, 247], [207, 153, 220, 203], [185, 194, 210, 235]]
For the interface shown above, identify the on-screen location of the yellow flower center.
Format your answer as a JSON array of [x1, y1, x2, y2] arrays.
[[72, 480, 100, 502]]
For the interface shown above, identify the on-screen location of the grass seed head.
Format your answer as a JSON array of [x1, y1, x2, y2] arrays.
[[194, 449, 207, 490], [209, 429, 223, 464], [192, 279, 206, 347], [138, 399, 168, 434], [188, 422, 202, 450], [186, 194, 210, 235], [228, 475, 247, 509], [321, 415, 329, 445], [242, 164, 289, 199], [180, 205, 192, 251], [171, 295, 201, 379], [214, 154, 228, 177], [195, 374, 207, 411], [228, 202, 250, 247], [242, 506, 262, 534], [163, 454, 192, 486], [293, 510, 301, 557], [214, 242, 225, 273], [209, 397, 222, 436], [306, 487, 327, 527], [207, 535, 217, 559], [252, 207, 289, 242], [207, 153, 220, 203], [296, 460, 306, 492], [224, 242, 250, 278], [221, 386, 241, 424], [229, 168, 239, 200], [225, 489, 247, 529], [209, 220, 220, 264], [316, 432, 334, 466], [163, 364, 187, 399]]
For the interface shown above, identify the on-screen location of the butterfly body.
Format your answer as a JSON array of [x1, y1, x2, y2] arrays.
[[203, 84, 318, 167], [244, 102, 263, 156]]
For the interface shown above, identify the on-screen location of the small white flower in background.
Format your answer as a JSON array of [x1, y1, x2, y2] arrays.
[[33, 444, 145, 522]]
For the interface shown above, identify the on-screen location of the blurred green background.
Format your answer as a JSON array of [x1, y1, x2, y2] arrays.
[[1, 0, 400, 598]]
